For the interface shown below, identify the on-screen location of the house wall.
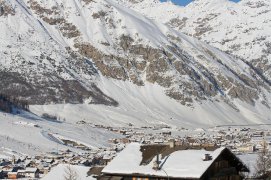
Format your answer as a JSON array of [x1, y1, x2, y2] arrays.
[[8, 174, 17, 179], [25, 172, 37, 178], [201, 150, 243, 180], [210, 175, 241, 180], [107, 175, 198, 180], [126, 174, 240, 180]]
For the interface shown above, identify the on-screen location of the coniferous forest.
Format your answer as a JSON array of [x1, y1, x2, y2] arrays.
[[0, 93, 29, 113]]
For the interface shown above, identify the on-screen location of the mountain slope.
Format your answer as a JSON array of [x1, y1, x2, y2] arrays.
[[0, 0, 117, 105], [117, 0, 271, 81], [31, 77, 271, 128], [0, 0, 270, 127], [0, 110, 121, 155]]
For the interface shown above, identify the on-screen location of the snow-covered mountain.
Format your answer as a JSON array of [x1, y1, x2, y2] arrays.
[[117, 0, 271, 81], [0, 0, 270, 127]]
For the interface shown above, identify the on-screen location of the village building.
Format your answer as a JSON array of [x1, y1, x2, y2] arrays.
[[7, 172, 18, 179], [236, 145, 255, 153], [101, 143, 249, 180], [24, 167, 40, 178], [0, 170, 4, 179], [1, 165, 13, 176], [120, 138, 130, 144]]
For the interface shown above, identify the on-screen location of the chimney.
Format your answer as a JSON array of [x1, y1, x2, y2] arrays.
[[12, 155, 16, 164], [169, 139, 175, 148], [203, 154, 212, 161], [153, 154, 160, 170]]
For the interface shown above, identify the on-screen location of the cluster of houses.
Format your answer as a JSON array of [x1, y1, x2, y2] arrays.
[[209, 127, 271, 154], [0, 156, 42, 179], [0, 147, 119, 179], [105, 125, 271, 155], [1, 124, 270, 179]]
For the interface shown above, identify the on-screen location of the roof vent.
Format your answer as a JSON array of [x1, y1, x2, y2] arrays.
[[203, 154, 212, 161]]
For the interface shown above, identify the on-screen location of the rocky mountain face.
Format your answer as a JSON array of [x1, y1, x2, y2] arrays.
[[117, 0, 271, 82], [0, 0, 118, 105], [0, 0, 270, 116]]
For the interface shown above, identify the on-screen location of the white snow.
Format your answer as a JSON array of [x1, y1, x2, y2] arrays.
[[238, 153, 258, 177], [0, 0, 270, 153], [42, 164, 94, 180], [0, 111, 122, 155], [13, 121, 38, 127], [117, 0, 271, 79], [102, 143, 225, 178], [30, 77, 271, 128]]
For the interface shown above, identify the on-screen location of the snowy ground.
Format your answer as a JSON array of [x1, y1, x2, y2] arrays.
[[31, 77, 271, 129], [42, 164, 94, 180], [238, 153, 258, 177], [1, 77, 270, 160], [0, 110, 122, 156]]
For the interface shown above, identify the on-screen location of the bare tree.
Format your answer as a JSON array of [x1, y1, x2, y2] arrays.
[[64, 165, 79, 180], [254, 141, 271, 179]]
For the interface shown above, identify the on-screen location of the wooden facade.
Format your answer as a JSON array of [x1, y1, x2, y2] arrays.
[[201, 148, 246, 180], [7, 172, 18, 179]]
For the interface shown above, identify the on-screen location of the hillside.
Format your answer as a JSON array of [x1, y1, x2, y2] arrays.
[[0, 94, 29, 113], [117, 0, 271, 81], [0, 110, 121, 155], [0, 0, 270, 127]]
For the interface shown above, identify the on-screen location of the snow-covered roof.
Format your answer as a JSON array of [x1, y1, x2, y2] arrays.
[[25, 167, 38, 172], [42, 164, 94, 180], [102, 143, 226, 178]]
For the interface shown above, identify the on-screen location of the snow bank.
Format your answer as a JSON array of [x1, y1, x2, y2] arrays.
[[42, 164, 94, 180]]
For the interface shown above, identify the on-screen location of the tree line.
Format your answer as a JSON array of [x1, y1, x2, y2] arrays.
[[0, 93, 29, 113]]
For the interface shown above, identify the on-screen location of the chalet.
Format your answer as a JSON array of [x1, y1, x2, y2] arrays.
[[42, 167, 50, 175], [101, 143, 249, 180], [162, 131, 171, 136], [0, 170, 4, 179], [24, 167, 39, 178], [25, 160, 37, 167], [0, 160, 11, 166], [236, 145, 255, 153], [1, 165, 13, 176], [201, 143, 217, 148], [120, 138, 130, 144], [7, 172, 18, 179], [17, 169, 26, 178], [252, 131, 264, 137], [108, 139, 118, 144], [43, 158, 55, 164], [88, 166, 104, 179]]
